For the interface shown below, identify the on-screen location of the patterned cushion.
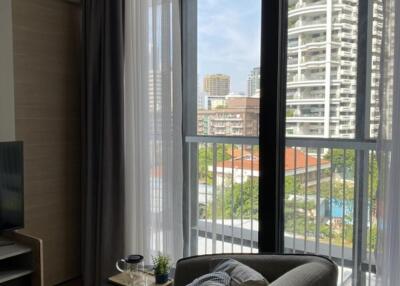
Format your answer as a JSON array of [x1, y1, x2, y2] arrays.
[[213, 259, 269, 286], [186, 271, 231, 286]]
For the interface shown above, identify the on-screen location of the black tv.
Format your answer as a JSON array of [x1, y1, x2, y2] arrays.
[[0, 141, 24, 232]]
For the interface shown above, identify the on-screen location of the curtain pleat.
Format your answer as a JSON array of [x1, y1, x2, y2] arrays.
[[82, 1, 125, 285], [376, 0, 400, 284], [124, 0, 183, 264]]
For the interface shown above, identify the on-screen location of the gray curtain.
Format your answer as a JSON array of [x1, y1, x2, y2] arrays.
[[81, 0, 125, 285]]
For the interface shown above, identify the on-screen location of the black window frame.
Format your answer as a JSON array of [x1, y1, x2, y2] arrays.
[[181, 3, 378, 280], [258, 0, 287, 253], [180, 0, 288, 255]]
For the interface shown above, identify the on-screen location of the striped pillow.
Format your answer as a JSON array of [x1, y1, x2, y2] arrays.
[[186, 271, 231, 286]]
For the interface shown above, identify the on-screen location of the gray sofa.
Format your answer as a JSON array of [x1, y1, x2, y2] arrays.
[[174, 254, 338, 286]]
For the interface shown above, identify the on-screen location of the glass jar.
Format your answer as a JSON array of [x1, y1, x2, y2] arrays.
[[116, 254, 146, 286]]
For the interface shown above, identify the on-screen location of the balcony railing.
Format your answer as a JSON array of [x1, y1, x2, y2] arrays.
[[185, 135, 377, 286], [288, 73, 326, 82], [186, 135, 259, 255], [290, 19, 328, 29], [285, 137, 377, 285]]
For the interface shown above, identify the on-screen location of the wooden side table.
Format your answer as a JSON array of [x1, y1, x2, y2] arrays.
[[108, 272, 173, 286]]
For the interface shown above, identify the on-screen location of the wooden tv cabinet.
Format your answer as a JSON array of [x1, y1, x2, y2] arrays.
[[0, 232, 43, 286]]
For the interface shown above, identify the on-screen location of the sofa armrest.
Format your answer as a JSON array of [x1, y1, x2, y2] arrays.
[[270, 262, 338, 286]]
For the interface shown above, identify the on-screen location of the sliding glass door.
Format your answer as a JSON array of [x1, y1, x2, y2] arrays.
[[183, 0, 381, 284]]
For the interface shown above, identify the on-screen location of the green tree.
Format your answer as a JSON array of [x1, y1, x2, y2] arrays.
[[285, 176, 304, 196], [324, 149, 379, 186], [286, 109, 295, 117], [206, 180, 258, 220], [198, 145, 232, 182], [324, 149, 356, 178]]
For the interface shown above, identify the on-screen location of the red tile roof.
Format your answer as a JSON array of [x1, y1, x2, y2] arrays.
[[217, 148, 330, 171], [285, 147, 330, 171]]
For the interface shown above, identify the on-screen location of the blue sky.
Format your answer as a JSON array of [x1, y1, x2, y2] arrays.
[[198, 0, 261, 93]]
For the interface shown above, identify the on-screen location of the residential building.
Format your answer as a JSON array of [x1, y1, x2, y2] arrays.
[[213, 147, 331, 185], [198, 75, 208, 110], [207, 97, 227, 110], [149, 70, 161, 112], [203, 74, 230, 109], [197, 96, 260, 136], [247, 67, 260, 97], [203, 74, 230, 97], [286, 0, 360, 138], [369, 0, 383, 137], [198, 90, 208, 110]]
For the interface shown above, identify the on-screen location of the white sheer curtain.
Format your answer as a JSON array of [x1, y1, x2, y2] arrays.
[[124, 0, 183, 264], [376, 0, 400, 284]]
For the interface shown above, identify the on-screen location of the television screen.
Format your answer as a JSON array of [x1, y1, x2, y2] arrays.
[[0, 142, 24, 231]]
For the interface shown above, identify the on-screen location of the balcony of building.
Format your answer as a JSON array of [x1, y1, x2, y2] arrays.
[[289, 0, 328, 18], [287, 91, 326, 101], [289, 23, 327, 36], [288, 111, 338, 125], [287, 91, 329, 103], [287, 71, 329, 83], [289, 41, 326, 52], [289, 17, 328, 30], [301, 34, 327, 45], [333, 0, 359, 11]]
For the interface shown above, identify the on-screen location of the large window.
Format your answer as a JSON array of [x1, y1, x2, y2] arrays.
[[284, 0, 381, 285], [196, 0, 261, 136], [183, 0, 380, 285], [185, 0, 261, 256]]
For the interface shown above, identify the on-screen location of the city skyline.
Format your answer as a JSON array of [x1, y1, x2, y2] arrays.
[[198, 0, 261, 93], [199, 67, 261, 98], [197, 0, 382, 140]]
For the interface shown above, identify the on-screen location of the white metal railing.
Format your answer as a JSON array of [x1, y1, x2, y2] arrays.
[[285, 138, 377, 285], [185, 135, 377, 285], [186, 135, 259, 254]]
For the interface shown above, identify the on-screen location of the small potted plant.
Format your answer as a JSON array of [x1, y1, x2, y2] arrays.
[[152, 253, 170, 284]]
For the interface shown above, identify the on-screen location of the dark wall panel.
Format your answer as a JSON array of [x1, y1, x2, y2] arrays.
[[12, 0, 81, 284]]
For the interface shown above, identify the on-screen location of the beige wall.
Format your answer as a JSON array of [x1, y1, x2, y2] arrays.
[[11, 0, 81, 284], [0, 0, 15, 141]]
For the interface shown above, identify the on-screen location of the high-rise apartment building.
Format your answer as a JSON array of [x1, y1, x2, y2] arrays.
[[203, 74, 230, 110], [369, 0, 383, 138], [197, 90, 207, 110], [203, 74, 230, 96], [286, 0, 360, 138], [197, 75, 208, 110], [148, 70, 161, 113], [247, 67, 260, 97]]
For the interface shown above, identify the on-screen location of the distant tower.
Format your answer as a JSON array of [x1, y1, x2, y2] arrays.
[[247, 67, 260, 97], [197, 76, 207, 109], [203, 74, 230, 109], [203, 74, 230, 97]]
